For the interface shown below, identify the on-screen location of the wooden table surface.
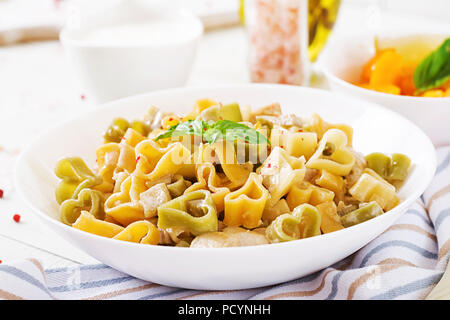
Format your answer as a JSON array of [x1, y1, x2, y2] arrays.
[[1, 2, 449, 270]]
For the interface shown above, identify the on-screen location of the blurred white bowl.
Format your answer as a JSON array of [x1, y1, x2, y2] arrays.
[[319, 33, 450, 147], [15, 84, 436, 290], [60, 8, 203, 104]]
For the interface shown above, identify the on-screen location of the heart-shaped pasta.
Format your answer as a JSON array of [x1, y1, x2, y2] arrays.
[[286, 181, 335, 210], [304, 113, 353, 146], [349, 168, 400, 211], [266, 203, 321, 243], [95, 143, 121, 192], [113, 220, 160, 245], [73, 211, 125, 238], [340, 201, 384, 228], [257, 147, 306, 207], [167, 174, 192, 198], [121, 127, 146, 147], [223, 173, 269, 228], [104, 175, 145, 226], [185, 163, 230, 213], [134, 141, 191, 181], [55, 157, 103, 204], [270, 127, 318, 159], [306, 128, 355, 176], [365, 152, 411, 182], [157, 189, 218, 236], [210, 140, 253, 190], [59, 188, 105, 225]]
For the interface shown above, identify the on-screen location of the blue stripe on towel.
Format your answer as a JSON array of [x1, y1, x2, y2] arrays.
[[369, 273, 442, 300], [359, 240, 438, 268], [0, 265, 53, 298], [49, 275, 134, 292]]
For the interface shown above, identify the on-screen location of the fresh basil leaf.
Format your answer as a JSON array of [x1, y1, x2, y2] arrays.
[[154, 119, 206, 141], [154, 119, 270, 145], [214, 120, 270, 145], [413, 38, 450, 93]]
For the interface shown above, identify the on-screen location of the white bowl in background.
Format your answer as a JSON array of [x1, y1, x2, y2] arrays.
[[15, 84, 436, 290], [319, 33, 450, 147], [60, 7, 203, 104]]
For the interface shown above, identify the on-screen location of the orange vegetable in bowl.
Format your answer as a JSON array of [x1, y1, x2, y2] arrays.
[[357, 37, 450, 97], [368, 49, 403, 86], [358, 48, 410, 95]]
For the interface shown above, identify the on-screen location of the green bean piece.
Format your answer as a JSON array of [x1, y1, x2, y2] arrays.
[[131, 120, 150, 137], [157, 190, 218, 236], [340, 201, 384, 228], [365, 152, 411, 182], [103, 117, 130, 143]]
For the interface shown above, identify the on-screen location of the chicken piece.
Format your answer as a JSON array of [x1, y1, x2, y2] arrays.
[[143, 106, 163, 130], [346, 149, 367, 188], [139, 183, 171, 218], [336, 201, 359, 217], [249, 103, 282, 123], [190, 227, 269, 248]]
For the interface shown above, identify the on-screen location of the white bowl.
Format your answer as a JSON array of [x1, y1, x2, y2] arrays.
[[60, 8, 203, 104], [319, 33, 450, 147], [14, 84, 436, 290]]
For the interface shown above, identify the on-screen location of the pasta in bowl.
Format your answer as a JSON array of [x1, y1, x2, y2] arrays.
[[54, 99, 411, 247], [15, 84, 436, 289]]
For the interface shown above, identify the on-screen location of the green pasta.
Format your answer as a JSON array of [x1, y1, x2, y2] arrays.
[[54, 157, 102, 204], [103, 117, 130, 143], [59, 188, 105, 225], [266, 203, 321, 243], [365, 152, 411, 182], [167, 175, 192, 198], [157, 190, 218, 236], [340, 201, 384, 228]]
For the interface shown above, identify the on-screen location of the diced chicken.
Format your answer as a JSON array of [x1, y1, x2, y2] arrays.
[[139, 183, 171, 218], [190, 227, 269, 248], [346, 149, 367, 187], [304, 168, 319, 183], [336, 201, 359, 217], [277, 114, 303, 127], [145, 174, 172, 189], [249, 103, 282, 123], [144, 106, 163, 130]]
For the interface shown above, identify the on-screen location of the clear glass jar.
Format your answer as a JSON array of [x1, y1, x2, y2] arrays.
[[246, 0, 310, 85], [245, 0, 341, 86]]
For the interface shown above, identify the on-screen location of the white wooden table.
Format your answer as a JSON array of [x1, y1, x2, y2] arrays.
[[0, 2, 449, 270]]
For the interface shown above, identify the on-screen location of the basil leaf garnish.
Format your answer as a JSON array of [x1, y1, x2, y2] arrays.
[[154, 119, 270, 145], [413, 38, 450, 94]]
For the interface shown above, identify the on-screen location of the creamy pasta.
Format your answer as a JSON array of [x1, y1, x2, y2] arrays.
[[54, 99, 411, 247]]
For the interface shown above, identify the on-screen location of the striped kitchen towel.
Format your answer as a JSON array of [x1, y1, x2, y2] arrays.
[[1, 146, 450, 300]]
